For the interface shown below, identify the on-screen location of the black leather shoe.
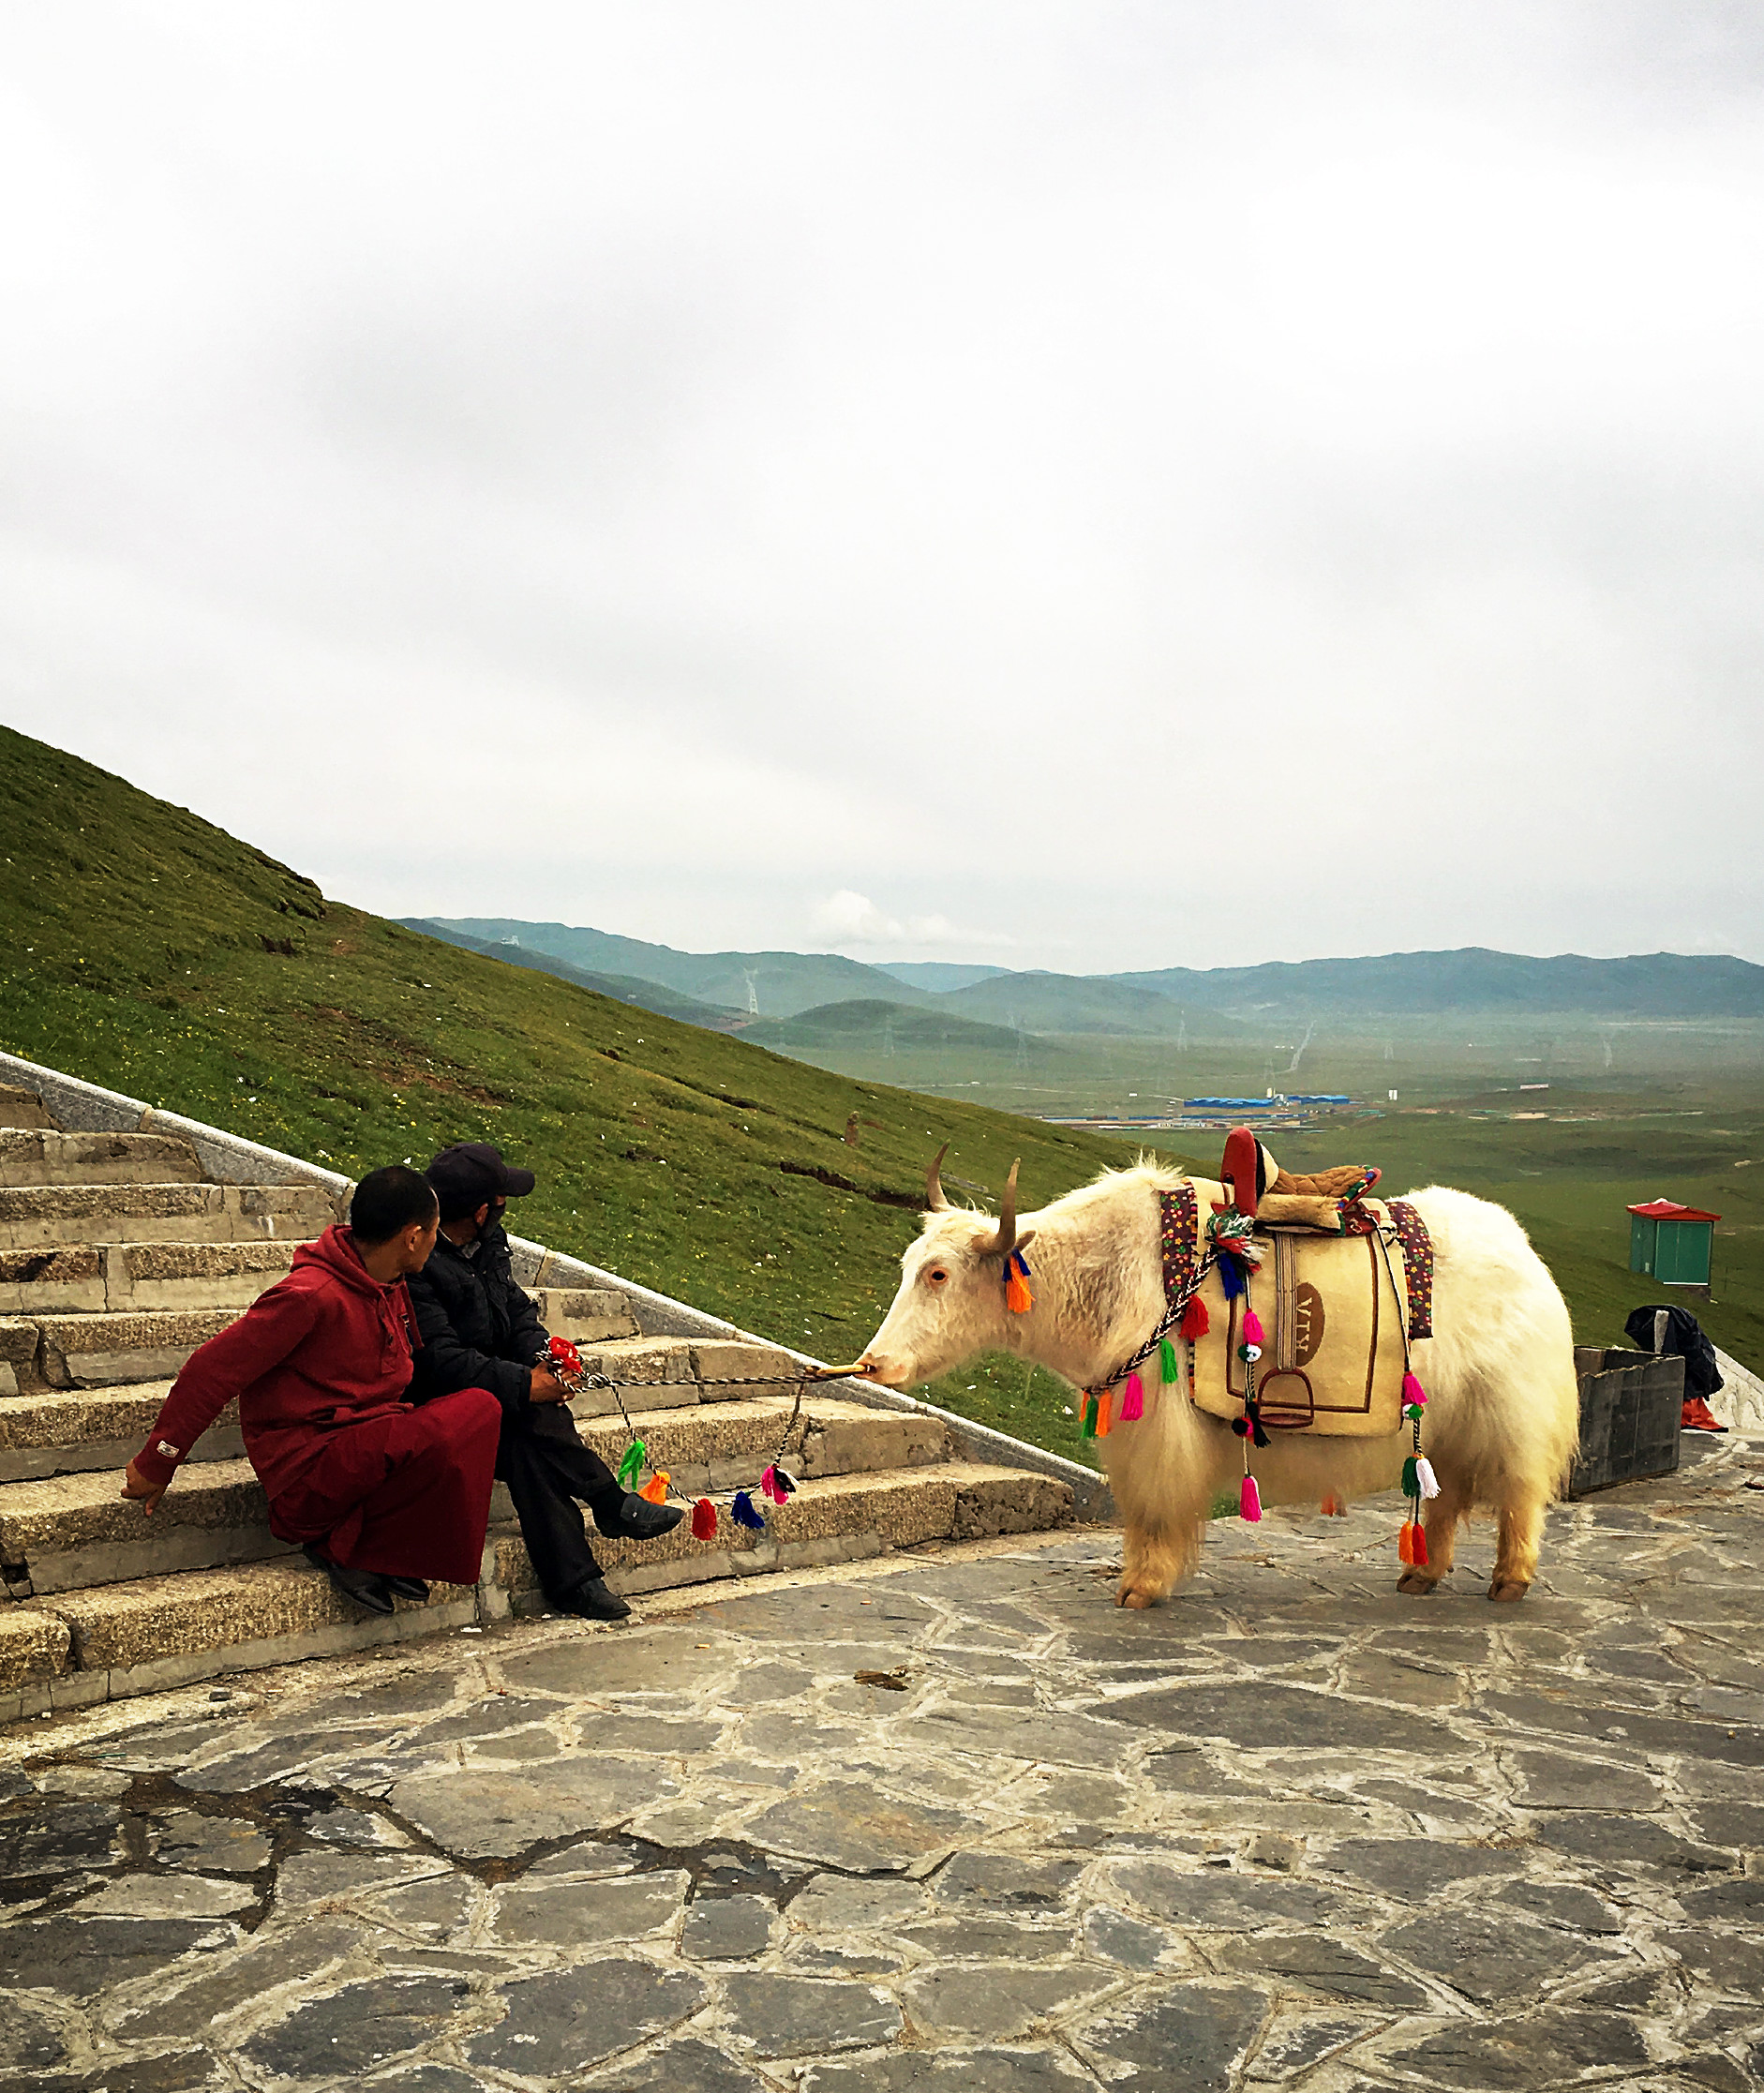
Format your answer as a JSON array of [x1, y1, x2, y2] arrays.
[[550, 1577, 632, 1622], [303, 1545, 395, 1617], [594, 1490, 687, 1541], [383, 1577, 429, 1603]]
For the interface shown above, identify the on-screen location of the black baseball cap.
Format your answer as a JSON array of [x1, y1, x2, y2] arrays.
[[426, 1142, 536, 1220]]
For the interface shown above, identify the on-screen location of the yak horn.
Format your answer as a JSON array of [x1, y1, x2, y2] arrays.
[[981, 1159, 1020, 1259], [925, 1144, 952, 1211]]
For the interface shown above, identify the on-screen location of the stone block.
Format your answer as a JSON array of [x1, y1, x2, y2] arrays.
[[535, 1288, 639, 1341], [0, 1604, 71, 1690], [0, 1383, 244, 1481], [571, 1336, 695, 1383], [0, 1247, 105, 1314], [952, 1468, 1075, 1538], [0, 1456, 276, 1592], [0, 1129, 204, 1188], [0, 1083, 56, 1129], [35, 1308, 235, 1388], [799, 1409, 950, 1477], [692, 1339, 801, 1399]]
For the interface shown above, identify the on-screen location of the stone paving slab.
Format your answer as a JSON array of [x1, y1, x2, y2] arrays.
[[0, 1434, 1760, 2091]]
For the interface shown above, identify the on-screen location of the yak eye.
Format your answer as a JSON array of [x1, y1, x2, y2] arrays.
[[925, 1266, 949, 1288]]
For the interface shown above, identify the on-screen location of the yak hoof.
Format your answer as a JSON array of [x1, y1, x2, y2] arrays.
[[1489, 1577, 1530, 1603], [1115, 1586, 1158, 1610], [1396, 1568, 1439, 1596]]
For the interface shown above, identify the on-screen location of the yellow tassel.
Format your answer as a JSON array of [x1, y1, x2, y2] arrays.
[[640, 1470, 671, 1505]]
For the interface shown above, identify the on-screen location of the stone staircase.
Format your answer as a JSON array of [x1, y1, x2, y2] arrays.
[[0, 1070, 1081, 1719]]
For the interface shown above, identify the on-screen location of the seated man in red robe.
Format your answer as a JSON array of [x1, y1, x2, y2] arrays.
[[121, 1165, 501, 1617]]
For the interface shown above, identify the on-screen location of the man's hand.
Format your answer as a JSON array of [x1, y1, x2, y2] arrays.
[[121, 1458, 168, 1516], [528, 1367, 567, 1405]]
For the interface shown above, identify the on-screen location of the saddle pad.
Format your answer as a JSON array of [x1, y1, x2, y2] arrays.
[[1183, 1182, 1414, 1439]]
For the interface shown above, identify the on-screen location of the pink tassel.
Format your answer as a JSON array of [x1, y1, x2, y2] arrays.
[[1240, 1474, 1263, 1522], [1119, 1371, 1144, 1422], [1242, 1309, 1265, 1347], [1402, 1372, 1428, 1408]]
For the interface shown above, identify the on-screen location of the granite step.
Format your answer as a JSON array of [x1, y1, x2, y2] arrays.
[[490, 1458, 1077, 1609], [0, 1129, 206, 1188], [0, 1083, 58, 1130], [5, 1558, 481, 1717], [6, 1306, 238, 1392], [0, 1383, 242, 1482], [0, 1179, 341, 1249], [531, 1287, 639, 1343], [0, 1395, 952, 1591], [0, 1239, 299, 1317]]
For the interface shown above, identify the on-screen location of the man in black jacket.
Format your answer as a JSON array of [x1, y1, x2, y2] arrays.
[[406, 1143, 682, 1621]]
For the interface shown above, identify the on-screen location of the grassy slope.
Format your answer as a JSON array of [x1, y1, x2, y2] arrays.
[[0, 725, 1121, 1464]]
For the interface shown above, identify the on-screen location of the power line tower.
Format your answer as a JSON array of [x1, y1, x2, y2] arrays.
[[741, 969, 759, 1016]]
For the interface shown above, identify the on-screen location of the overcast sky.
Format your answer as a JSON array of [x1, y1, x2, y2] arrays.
[[3, 3, 1761, 972]]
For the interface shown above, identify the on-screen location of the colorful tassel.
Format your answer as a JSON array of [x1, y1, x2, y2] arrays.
[[1159, 1338, 1179, 1383], [1218, 1254, 1246, 1301], [1095, 1388, 1113, 1438], [690, 1498, 718, 1541], [1240, 1473, 1263, 1522], [1005, 1249, 1034, 1314], [1180, 1296, 1209, 1340], [1415, 1458, 1440, 1501], [1242, 1309, 1265, 1347], [1401, 1371, 1428, 1409], [771, 1467, 800, 1500], [731, 1490, 765, 1531], [1120, 1371, 1144, 1422], [1081, 1391, 1099, 1439], [617, 1440, 647, 1489], [549, 1336, 582, 1373], [640, 1469, 671, 1504], [1411, 1523, 1429, 1567], [1401, 1456, 1419, 1497], [1398, 1519, 1416, 1565]]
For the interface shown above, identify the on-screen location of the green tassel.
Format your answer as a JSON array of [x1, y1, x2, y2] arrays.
[[1081, 1392, 1098, 1440], [1159, 1338, 1178, 1383], [618, 1440, 647, 1489], [1401, 1456, 1418, 1496]]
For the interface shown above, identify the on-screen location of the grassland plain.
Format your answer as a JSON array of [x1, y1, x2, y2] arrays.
[[0, 725, 1134, 1464]]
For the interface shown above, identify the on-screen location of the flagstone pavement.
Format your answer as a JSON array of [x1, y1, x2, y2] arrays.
[[2, 1434, 1762, 2093]]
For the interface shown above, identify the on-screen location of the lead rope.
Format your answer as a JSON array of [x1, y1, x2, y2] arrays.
[[1373, 1227, 1439, 1565], [543, 1338, 845, 1541]]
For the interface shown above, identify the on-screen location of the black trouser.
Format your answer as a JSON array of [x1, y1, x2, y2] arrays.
[[494, 1402, 627, 1600]]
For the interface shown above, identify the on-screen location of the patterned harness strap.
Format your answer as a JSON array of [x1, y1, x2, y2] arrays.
[[1159, 1181, 1200, 1303], [1385, 1199, 1435, 1338]]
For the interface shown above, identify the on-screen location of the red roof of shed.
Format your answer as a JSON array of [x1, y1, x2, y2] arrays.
[[1627, 1199, 1721, 1223]]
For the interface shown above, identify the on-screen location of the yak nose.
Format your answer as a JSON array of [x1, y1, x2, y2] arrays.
[[855, 1350, 913, 1389]]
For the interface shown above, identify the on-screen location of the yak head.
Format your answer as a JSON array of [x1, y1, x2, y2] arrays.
[[855, 1147, 1036, 1389]]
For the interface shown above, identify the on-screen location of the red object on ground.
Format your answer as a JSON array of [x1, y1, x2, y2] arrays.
[[1682, 1397, 1728, 1433], [267, 1387, 501, 1582], [133, 1225, 426, 1496]]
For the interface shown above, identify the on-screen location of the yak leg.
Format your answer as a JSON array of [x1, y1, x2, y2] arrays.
[[1398, 1470, 1470, 1594], [1490, 1488, 1546, 1602], [1115, 1517, 1202, 1609]]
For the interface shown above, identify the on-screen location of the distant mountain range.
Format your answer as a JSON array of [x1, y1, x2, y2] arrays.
[[408, 919, 1764, 1033]]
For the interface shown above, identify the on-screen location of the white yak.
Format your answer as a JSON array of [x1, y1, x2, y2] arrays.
[[854, 1155, 1580, 1606]]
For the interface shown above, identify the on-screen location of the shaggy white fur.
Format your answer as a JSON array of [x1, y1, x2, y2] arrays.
[[857, 1162, 1579, 1606]]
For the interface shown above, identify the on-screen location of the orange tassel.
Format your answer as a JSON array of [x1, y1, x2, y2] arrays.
[[640, 1470, 671, 1505], [1096, 1389, 1112, 1437], [1005, 1268, 1033, 1313], [1398, 1520, 1416, 1565]]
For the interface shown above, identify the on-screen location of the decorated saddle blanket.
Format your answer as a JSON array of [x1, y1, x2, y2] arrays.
[[1163, 1176, 1433, 1440]]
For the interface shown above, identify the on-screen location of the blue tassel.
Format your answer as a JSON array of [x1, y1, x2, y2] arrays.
[[731, 1490, 766, 1531], [1218, 1254, 1246, 1301]]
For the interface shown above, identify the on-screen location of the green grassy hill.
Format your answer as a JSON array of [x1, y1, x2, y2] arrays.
[[399, 919, 747, 1033], [0, 725, 1119, 1463], [743, 998, 1051, 1056]]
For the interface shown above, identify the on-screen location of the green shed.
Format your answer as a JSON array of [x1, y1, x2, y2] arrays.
[[1627, 1199, 1720, 1293]]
